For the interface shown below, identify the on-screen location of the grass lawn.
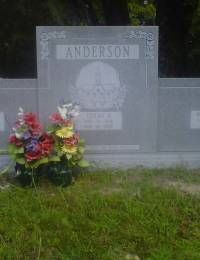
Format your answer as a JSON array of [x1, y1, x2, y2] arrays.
[[0, 167, 200, 259]]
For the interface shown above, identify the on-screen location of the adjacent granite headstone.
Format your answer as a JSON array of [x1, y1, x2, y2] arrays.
[[0, 112, 5, 132], [37, 26, 158, 153], [159, 78, 200, 151], [0, 79, 37, 148]]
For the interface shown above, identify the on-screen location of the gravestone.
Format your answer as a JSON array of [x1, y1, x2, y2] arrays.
[[159, 78, 200, 152], [36, 26, 158, 154], [1, 27, 200, 168], [0, 79, 38, 149]]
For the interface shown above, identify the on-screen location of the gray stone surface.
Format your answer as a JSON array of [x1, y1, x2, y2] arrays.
[[2, 152, 200, 169], [159, 78, 200, 88], [0, 79, 38, 148], [85, 152, 200, 168], [158, 78, 200, 151], [37, 26, 158, 153], [1, 28, 200, 168], [0, 156, 11, 172], [0, 79, 37, 89]]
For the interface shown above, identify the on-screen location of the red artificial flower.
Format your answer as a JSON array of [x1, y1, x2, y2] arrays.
[[40, 133, 54, 145], [63, 133, 79, 146], [30, 121, 43, 136], [24, 112, 37, 125], [63, 119, 73, 126], [49, 112, 73, 126], [41, 135, 54, 155], [15, 120, 21, 128], [8, 135, 23, 146], [39, 143, 51, 156], [24, 112, 43, 135], [49, 112, 64, 124], [39, 133, 54, 156], [25, 150, 42, 162]]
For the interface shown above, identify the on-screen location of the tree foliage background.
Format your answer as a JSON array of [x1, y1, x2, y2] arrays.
[[0, 0, 199, 78]]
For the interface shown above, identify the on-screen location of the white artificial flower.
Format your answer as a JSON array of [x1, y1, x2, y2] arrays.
[[63, 103, 72, 108], [57, 105, 67, 119], [58, 103, 80, 119], [16, 170, 21, 176], [15, 131, 23, 139], [17, 107, 25, 123], [17, 107, 24, 116], [69, 105, 80, 118], [71, 110, 79, 117], [74, 105, 80, 111], [18, 107, 24, 113]]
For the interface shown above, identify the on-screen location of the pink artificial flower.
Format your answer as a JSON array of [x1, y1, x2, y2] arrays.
[[63, 119, 73, 126], [49, 112, 64, 124], [49, 112, 73, 126], [15, 120, 22, 128], [63, 133, 79, 146]]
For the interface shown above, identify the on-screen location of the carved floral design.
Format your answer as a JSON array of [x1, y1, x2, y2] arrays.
[[69, 61, 126, 110], [40, 29, 155, 60], [40, 31, 67, 60], [126, 30, 155, 59]]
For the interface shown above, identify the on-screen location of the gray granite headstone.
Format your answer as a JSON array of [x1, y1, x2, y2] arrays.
[[159, 78, 200, 151], [0, 79, 37, 148], [37, 26, 158, 153], [2, 27, 200, 168]]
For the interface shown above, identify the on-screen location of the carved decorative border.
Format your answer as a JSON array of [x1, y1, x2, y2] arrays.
[[40, 29, 155, 60], [40, 31, 67, 60], [126, 30, 155, 59]]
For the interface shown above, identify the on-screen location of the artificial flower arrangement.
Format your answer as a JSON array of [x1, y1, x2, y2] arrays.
[[46, 103, 89, 184], [7, 104, 88, 185], [8, 107, 53, 169]]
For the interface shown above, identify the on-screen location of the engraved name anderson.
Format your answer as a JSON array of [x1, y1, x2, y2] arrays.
[[56, 44, 139, 60]]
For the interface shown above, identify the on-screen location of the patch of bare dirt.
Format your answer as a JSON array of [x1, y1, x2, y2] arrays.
[[100, 186, 123, 195], [0, 180, 10, 190], [159, 180, 200, 195]]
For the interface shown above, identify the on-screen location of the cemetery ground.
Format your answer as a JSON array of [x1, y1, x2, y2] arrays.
[[0, 167, 200, 259]]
